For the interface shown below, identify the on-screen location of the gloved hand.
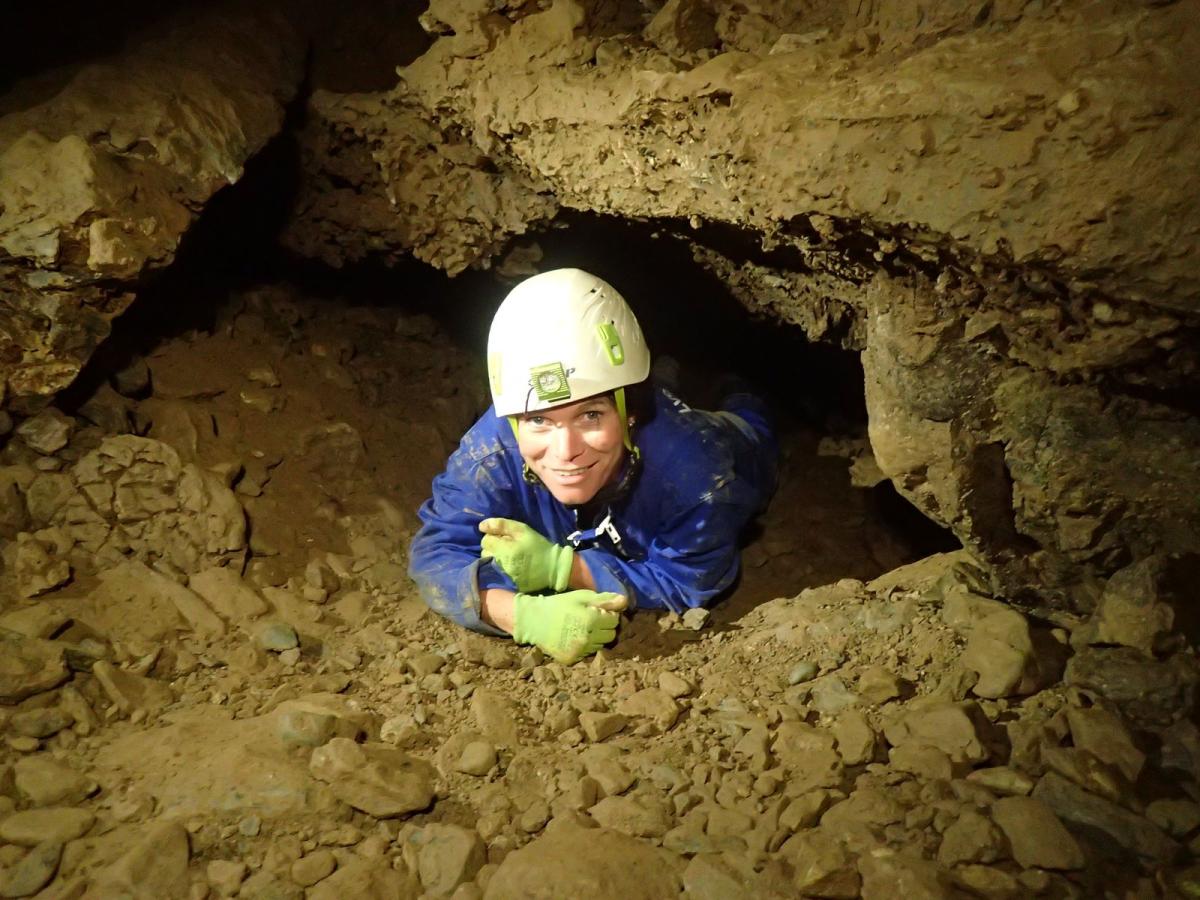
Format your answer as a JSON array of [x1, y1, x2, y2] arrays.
[[479, 517, 574, 592], [512, 590, 628, 664]]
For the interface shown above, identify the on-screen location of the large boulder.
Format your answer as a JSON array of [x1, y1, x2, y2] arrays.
[[0, 8, 305, 414]]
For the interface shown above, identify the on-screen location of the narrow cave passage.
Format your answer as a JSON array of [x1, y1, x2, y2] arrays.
[[46, 170, 961, 636]]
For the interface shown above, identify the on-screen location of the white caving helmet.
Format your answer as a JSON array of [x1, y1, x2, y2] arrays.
[[487, 268, 650, 451]]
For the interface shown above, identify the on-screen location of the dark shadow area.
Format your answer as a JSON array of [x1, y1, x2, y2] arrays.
[[3, 0, 210, 106]]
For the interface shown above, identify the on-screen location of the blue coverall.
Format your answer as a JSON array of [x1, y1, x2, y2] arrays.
[[408, 387, 777, 635]]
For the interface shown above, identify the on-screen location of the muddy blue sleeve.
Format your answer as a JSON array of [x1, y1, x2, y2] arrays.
[[408, 447, 518, 636], [579, 405, 777, 614]]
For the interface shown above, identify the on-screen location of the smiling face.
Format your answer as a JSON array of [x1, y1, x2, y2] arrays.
[[516, 395, 628, 505]]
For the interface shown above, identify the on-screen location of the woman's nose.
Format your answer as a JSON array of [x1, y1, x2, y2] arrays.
[[553, 425, 584, 459]]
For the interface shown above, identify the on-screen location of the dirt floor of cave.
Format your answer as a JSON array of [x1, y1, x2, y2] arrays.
[[1, 283, 1193, 899]]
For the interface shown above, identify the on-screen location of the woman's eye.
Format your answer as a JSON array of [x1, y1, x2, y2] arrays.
[[527, 416, 546, 427], [584, 411, 602, 422]]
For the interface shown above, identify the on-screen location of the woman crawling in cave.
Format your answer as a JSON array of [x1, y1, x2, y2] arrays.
[[408, 268, 777, 664]]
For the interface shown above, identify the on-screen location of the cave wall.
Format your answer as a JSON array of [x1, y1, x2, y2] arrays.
[[282, 0, 1200, 606], [0, 7, 306, 415]]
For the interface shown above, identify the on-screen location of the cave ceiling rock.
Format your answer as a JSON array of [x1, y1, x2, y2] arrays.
[[309, 0, 1199, 313], [282, 89, 559, 275], [0, 8, 306, 413]]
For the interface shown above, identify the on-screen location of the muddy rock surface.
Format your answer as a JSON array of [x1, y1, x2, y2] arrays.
[[0, 285, 1197, 898]]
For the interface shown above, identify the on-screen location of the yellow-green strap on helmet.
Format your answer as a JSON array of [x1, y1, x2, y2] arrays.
[[614, 387, 638, 456]]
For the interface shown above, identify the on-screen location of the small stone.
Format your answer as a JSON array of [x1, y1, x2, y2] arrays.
[[380, 715, 419, 747], [580, 711, 628, 742], [304, 558, 340, 593], [0, 841, 62, 898], [1079, 555, 1180, 654], [807, 675, 861, 714], [779, 790, 832, 833], [787, 661, 818, 685], [14, 755, 98, 806], [992, 796, 1084, 870], [239, 387, 280, 413], [410, 652, 446, 676], [0, 636, 69, 703], [207, 859, 248, 897], [238, 815, 262, 837], [779, 830, 860, 897], [188, 567, 270, 622], [111, 358, 151, 396], [1065, 705, 1145, 782], [15, 410, 74, 455], [456, 741, 497, 777], [308, 738, 435, 818], [616, 688, 680, 732], [890, 743, 955, 781], [966, 766, 1034, 797], [484, 824, 681, 899], [960, 608, 1037, 699], [681, 608, 709, 631], [953, 865, 1021, 899], [318, 823, 361, 846], [857, 665, 902, 704], [682, 855, 745, 900], [57, 687, 98, 737], [291, 850, 337, 887], [937, 809, 1005, 866], [91, 822, 190, 897], [518, 798, 552, 834], [0, 808, 94, 847], [1147, 799, 1200, 838], [582, 748, 635, 796], [1034, 771, 1179, 865], [658, 671, 692, 698], [858, 852, 954, 898], [589, 794, 673, 838], [279, 648, 302, 666], [831, 710, 876, 766], [306, 860, 415, 900], [470, 689, 521, 748], [248, 367, 281, 388], [481, 645, 513, 669], [883, 702, 987, 764], [518, 648, 543, 669], [277, 708, 337, 749], [10, 709, 73, 739], [407, 823, 486, 896], [258, 621, 300, 652], [6, 737, 40, 754], [93, 660, 174, 717]]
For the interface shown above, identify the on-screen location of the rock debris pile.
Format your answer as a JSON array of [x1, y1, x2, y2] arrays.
[[0, 285, 1197, 898]]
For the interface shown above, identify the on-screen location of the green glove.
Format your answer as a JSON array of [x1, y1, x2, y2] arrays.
[[479, 517, 574, 592], [512, 590, 628, 665]]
